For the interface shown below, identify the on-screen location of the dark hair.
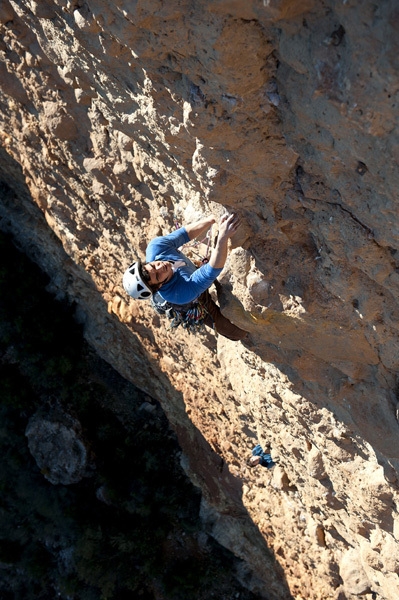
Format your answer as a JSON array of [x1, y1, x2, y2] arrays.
[[138, 262, 151, 284]]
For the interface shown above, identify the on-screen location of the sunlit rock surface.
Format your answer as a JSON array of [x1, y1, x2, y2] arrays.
[[1, 1, 399, 598]]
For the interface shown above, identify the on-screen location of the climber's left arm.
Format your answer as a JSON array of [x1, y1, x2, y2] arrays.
[[184, 215, 216, 241]]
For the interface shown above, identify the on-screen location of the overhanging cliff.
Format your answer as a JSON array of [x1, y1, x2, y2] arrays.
[[1, 1, 399, 598]]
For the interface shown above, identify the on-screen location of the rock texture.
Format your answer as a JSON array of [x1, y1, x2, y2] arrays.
[[1, 1, 399, 598], [26, 403, 93, 485]]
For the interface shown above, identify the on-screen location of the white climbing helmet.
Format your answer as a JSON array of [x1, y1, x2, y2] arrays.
[[122, 261, 153, 300]]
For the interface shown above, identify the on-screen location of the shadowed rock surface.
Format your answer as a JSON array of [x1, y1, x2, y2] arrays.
[[25, 404, 92, 485]]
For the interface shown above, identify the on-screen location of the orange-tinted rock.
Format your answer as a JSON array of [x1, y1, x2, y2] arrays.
[[1, 1, 399, 599]]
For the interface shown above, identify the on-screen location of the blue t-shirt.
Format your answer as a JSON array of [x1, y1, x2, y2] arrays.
[[146, 227, 222, 305], [252, 444, 275, 469]]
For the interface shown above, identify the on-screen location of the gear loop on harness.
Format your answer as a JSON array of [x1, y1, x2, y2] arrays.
[[151, 292, 208, 334]]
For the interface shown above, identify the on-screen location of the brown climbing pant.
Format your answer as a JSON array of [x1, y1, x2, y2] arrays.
[[200, 290, 248, 341]]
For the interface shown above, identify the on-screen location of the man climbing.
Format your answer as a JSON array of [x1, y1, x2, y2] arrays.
[[122, 213, 248, 341]]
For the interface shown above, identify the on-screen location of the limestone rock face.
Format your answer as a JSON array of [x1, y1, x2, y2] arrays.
[[1, 1, 399, 598], [340, 548, 371, 596]]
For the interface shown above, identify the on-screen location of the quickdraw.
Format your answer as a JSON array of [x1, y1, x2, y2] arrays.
[[151, 294, 208, 334], [169, 301, 208, 333]]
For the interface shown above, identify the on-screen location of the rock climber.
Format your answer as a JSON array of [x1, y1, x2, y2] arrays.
[[122, 213, 248, 341], [248, 444, 276, 469]]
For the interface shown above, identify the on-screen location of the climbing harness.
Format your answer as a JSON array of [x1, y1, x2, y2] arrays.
[[151, 293, 208, 334]]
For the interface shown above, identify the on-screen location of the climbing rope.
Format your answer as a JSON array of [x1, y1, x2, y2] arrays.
[[151, 294, 208, 334], [173, 214, 212, 265]]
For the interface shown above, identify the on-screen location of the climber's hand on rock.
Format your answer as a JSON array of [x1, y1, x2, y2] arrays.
[[218, 212, 241, 240], [209, 213, 241, 269]]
